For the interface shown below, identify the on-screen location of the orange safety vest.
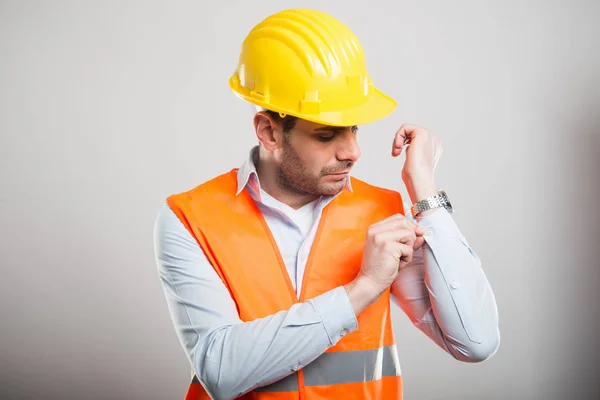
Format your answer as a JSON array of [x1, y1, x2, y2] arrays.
[[167, 169, 405, 399]]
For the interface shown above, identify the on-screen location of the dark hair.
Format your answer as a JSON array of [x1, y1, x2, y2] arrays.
[[263, 110, 298, 133]]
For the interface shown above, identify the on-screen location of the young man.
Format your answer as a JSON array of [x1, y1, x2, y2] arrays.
[[154, 8, 500, 400]]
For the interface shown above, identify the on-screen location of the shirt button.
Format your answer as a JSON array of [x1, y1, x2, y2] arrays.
[[450, 281, 460, 290], [340, 329, 348, 337], [425, 228, 434, 236], [292, 364, 301, 371]]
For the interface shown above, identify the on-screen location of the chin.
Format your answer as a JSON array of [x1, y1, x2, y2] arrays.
[[317, 181, 347, 196]]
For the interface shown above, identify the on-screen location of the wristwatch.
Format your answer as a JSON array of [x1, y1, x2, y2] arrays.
[[410, 190, 453, 218]]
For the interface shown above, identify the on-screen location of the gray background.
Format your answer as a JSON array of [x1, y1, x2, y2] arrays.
[[1, 0, 599, 399]]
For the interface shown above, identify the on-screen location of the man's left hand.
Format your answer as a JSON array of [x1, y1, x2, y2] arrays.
[[391, 123, 443, 206]]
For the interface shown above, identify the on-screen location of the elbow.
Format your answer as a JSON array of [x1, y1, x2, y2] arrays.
[[195, 358, 246, 400], [456, 329, 501, 363], [198, 378, 242, 400], [195, 359, 244, 400], [192, 331, 250, 400]]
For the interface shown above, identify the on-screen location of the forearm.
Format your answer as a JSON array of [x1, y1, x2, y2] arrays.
[[392, 207, 500, 362], [194, 287, 357, 398], [420, 235, 499, 361]]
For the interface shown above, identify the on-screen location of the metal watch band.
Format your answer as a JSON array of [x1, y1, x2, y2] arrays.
[[410, 190, 451, 218]]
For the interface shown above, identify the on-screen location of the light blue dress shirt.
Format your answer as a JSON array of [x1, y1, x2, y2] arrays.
[[153, 147, 500, 399]]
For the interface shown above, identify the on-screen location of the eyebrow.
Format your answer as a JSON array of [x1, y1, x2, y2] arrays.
[[312, 126, 357, 133]]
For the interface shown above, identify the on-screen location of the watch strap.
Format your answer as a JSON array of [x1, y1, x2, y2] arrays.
[[410, 190, 451, 218]]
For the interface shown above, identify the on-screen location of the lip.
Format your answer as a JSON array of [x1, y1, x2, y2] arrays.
[[327, 171, 350, 177]]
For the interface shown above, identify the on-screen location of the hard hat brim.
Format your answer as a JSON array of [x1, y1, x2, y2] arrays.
[[230, 78, 397, 127], [302, 88, 398, 127]]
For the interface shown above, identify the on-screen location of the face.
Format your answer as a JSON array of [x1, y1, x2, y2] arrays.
[[274, 118, 362, 197]]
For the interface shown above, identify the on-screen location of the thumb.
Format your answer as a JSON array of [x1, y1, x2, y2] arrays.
[[413, 236, 426, 250], [414, 224, 427, 235]]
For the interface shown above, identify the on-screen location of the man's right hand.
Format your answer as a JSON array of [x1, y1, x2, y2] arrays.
[[344, 214, 426, 315]]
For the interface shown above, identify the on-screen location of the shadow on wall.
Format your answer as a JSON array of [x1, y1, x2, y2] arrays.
[[557, 114, 600, 400]]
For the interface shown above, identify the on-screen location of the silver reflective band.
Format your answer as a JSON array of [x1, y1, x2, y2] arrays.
[[253, 371, 298, 392], [253, 345, 401, 392]]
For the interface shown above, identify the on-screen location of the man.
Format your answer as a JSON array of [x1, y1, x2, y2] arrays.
[[154, 8, 500, 400]]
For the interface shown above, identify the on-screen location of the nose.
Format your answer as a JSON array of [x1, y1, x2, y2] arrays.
[[336, 130, 361, 163]]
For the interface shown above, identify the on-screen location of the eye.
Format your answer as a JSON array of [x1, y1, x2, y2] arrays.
[[316, 135, 334, 142]]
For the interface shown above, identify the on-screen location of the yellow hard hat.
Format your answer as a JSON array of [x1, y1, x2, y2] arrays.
[[228, 8, 397, 127]]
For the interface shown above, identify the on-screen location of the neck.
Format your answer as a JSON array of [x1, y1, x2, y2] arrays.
[[255, 151, 319, 210]]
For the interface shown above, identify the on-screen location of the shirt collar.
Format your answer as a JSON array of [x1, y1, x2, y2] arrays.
[[236, 145, 353, 196]]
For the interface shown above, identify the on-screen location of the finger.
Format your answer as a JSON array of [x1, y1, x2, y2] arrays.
[[387, 241, 414, 263], [391, 124, 423, 157], [369, 213, 405, 231], [369, 216, 425, 240], [372, 228, 416, 247], [413, 236, 426, 250], [370, 215, 418, 235], [397, 242, 415, 268], [414, 225, 427, 236], [391, 131, 405, 157]]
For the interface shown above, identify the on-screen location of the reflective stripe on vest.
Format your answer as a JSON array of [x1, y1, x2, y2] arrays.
[[254, 345, 401, 392], [191, 345, 400, 392]]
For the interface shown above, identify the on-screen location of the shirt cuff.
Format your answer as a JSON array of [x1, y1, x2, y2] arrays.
[[415, 207, 462, 249], [310, 286, 359, 347]]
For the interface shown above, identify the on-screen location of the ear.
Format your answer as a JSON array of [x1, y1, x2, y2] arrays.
[[254, 112, 282, 152]]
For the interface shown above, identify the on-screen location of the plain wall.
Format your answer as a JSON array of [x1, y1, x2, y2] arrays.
[[1, 0, 599, 399]]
